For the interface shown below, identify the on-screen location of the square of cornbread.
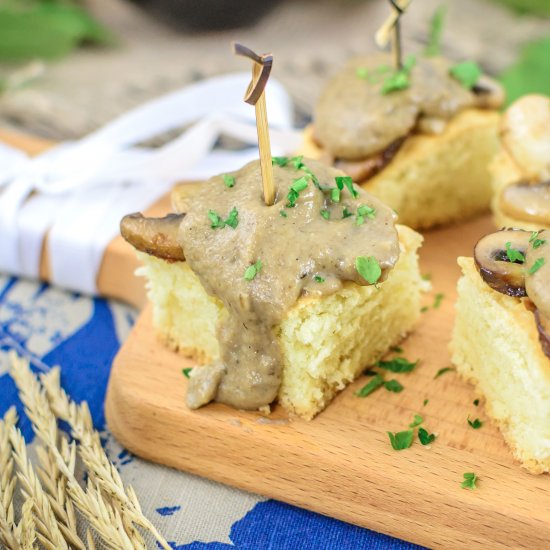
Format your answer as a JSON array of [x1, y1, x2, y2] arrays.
[[302, 109, 500, 230], [451, 257, 550, 474], [137, 225, 423, 420]]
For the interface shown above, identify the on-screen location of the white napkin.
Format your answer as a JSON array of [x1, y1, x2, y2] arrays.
[[0, 73, 301, 295]]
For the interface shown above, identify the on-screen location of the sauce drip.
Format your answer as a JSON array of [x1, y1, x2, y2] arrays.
[[179, 158, 400, 410]]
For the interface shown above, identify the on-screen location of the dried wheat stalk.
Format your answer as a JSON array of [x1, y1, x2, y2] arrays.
[[0, 407, 21, 550], [9, 352, 155, 550], [9, 426, 69, 550], [17, 499, 37, 550], [41, 365, 171, 550]]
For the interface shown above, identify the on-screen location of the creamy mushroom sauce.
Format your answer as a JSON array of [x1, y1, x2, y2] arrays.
[[177, 158, 400, 410], [314, 54, 501, 161]]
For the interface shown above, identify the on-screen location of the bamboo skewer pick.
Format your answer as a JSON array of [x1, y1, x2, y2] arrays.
[[375, 0, 411, 70], [233, 43, 276, 206]]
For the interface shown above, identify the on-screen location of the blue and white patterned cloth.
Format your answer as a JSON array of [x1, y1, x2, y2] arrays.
[[0, 274, 422, 549]]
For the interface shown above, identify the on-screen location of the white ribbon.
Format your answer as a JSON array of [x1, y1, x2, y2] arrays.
[[0, 73, 301, 295]]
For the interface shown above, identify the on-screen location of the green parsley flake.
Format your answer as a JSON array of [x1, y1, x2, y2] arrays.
[[384, 379, 404, 393], [355, 374, 385, 398], [381, 54, 417, 94], [423, 398, 429, 406], [409, 414, 424, 428], [505, 241, 525, 263], [244, 259, 263, 281], [433, 292, 444, 309], [387, 429, 414, 451], [182, 368, 193, 379], [356, 64, 392, 83], [461, 472, 478, 490], [424, 5, 446, 57], [291, 155, 304, 170], [390, 346, 403, 353], [450, 60, 482, 89], [331, 187, 341, 203], [314, 275, 325, 283], [356, 67, 369, 79], [286, 176, 310, 207], [342, 206, 353, 219], [530, 230, 547, 249], [377, 357, 417, 373], [363, 368, 378, 377], [279, 210, 288, 218], [223, 174, 235, 188], [467, 417, 483, 429], [421, 273, 432, 281], [418, 427, 436, 446], [528, 257, 545, 275], [356, 204, 376, 225], [225, 207, 239, 229], [272, 156, 289, 167], [434, 366, 455, 379], [320, 209, 331, 220], [335, 176, 359, 198], [355, 256, 382, 285], [208, 207, 239, 230], [473, 399, 480, 406], [420, 306, 429, 313]]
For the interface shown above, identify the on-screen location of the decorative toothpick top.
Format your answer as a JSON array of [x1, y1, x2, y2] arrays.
[[375, 0, 411, 70], [233, 43, 276, 206]]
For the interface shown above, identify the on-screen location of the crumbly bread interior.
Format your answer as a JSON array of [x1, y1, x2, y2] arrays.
[[451, 257, 550, 474], [490, 147, 549, 231], [137, 225, 423, 420], [302, 109, 500, 230]]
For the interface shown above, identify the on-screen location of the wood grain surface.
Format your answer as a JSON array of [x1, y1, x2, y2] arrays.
[[106, 214, 550, 549]]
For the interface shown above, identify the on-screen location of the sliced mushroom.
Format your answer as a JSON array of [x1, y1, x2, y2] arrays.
[[472, 75, 505, 110], [499, 181, 550, 226], [474, 229, 531, 297], [534, 309, 550, 359], [500, 95, 550, 182], [120, 212, 185, 261], [525, 230, 550, 320]]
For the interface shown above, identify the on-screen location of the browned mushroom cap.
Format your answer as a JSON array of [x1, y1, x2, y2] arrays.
[[474, 229, 531, 297], [500, 181, 550, 226], [525, 230, 550, 320], [120, 212, 185, 261], [534, 309, 550, 359]]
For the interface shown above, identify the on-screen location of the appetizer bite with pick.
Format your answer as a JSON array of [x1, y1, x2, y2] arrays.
[[302, 5, 504, 229], [491, 95, 550, 231], [121, 157, 424, 419], [451, 229, 550, 473]]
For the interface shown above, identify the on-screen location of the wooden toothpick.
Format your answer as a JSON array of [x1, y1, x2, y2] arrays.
[[233, 43, 276, 206], [375, 0, 411, 70]]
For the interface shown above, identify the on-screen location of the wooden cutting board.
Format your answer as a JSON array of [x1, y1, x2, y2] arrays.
[[105, 214, 550, 550]]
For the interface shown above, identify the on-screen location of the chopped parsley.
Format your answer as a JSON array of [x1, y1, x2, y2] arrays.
[[461, 472, 478, 490], [182, 368, 193, 379], [223, 174, 235, 188], [244, 259, 263, 281], [424, 5, 446, 57], [356, 204, 376, 225], [409, 414, 424, 428], [314, 275, 325, 283], [421, 273, 432, 281], [356, 64, 392, 83], [279, 210, 288, 218], [208, 207, 239, 230], [381, 54, 417, 94], [335, 176, 359, 199], [286, 176, 310, 207], [331, 187, 341, 203], [418, 427, 436, 445], [434, 366, 455, 379], [377, 357, 417, 373], [528, 257, 545, 275], [420, 306, 429, 313], [467, 417, 483, 429], [384, 379, 404, 393], [291, 155, 304, 169], [530, 231, 546, 249], [363, 368, 378, 377], [342, 206, 353, 219], [433, 292, 444, 309], [355, 374, 385, 397], [355, 256, 382, 285], [450, 60, 482, 89], [473, 399, 480, 406], [272, 156, 289, 167], [320, 209, 331, 220], [390, 346, 403, 353], [356, 67, 369, 79], [505, 241, 525, 263], [423, 398, 429, 406], [387, 429, 414, 451]]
